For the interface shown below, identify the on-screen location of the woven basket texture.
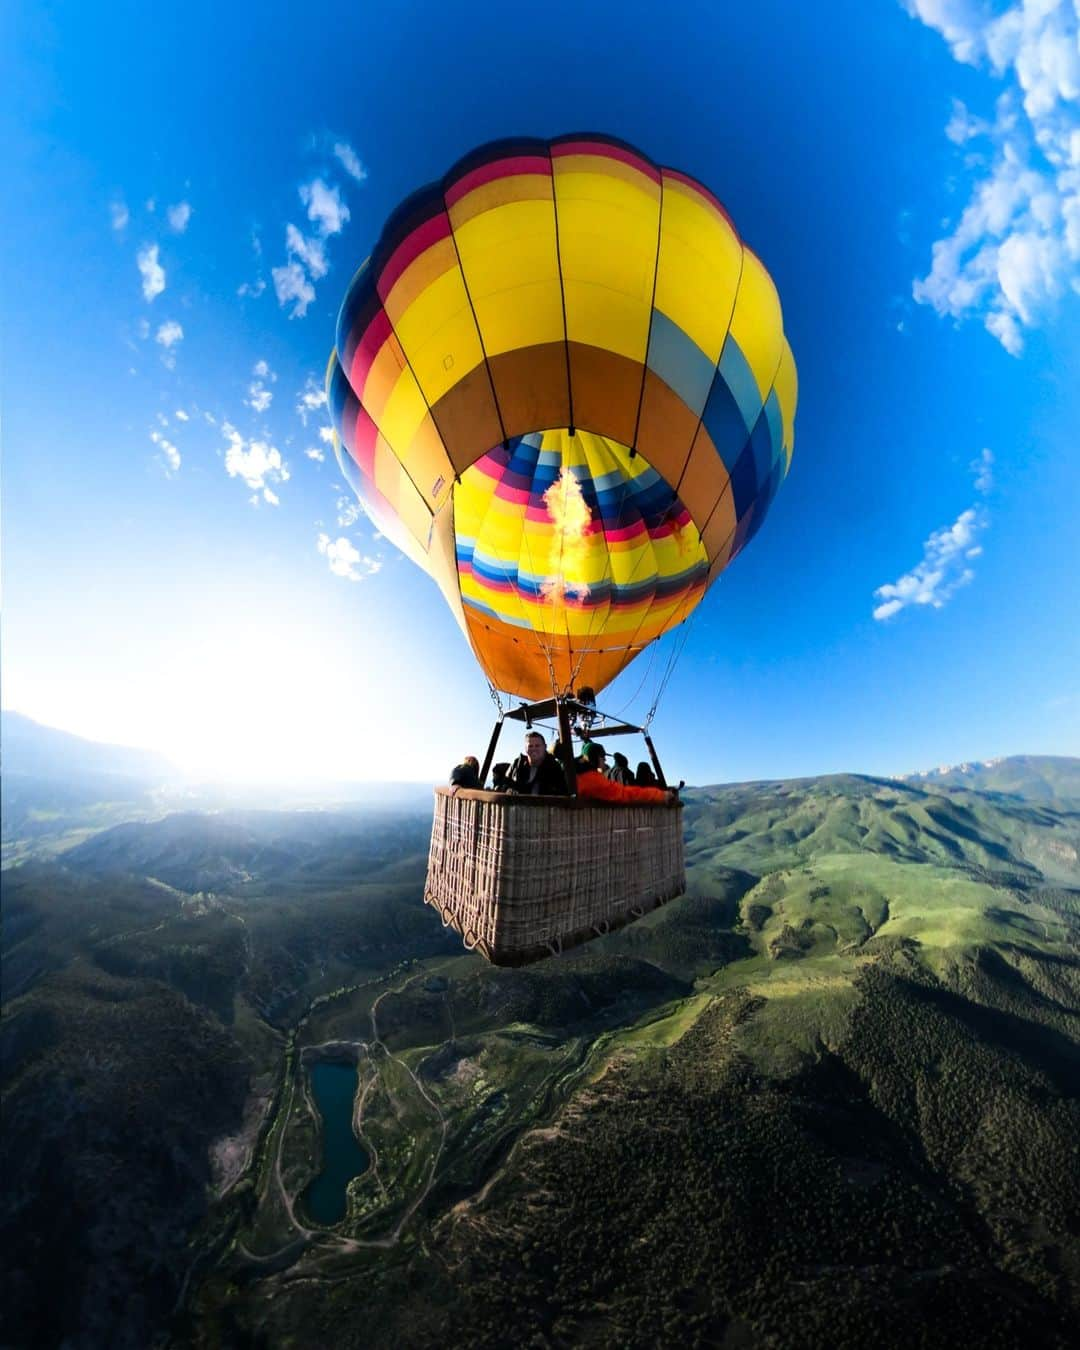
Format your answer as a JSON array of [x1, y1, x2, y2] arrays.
[[425, 788, 685, 965]]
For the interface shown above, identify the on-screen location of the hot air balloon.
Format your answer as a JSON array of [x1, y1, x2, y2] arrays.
[[327, 134, 797, 964]]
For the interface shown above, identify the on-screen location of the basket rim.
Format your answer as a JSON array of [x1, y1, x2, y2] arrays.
[[434, 786, 682, 811]]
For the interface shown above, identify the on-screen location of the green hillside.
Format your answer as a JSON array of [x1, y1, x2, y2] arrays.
[[2, 769, 1078, 1349]]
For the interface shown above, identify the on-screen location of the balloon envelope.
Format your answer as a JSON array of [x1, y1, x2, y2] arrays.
[[327, 134, 797, 700]]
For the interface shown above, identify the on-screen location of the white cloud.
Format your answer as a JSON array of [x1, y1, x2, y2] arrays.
[[246, 361, 276, 412], [317, 533, 381, 581], [263, 487, 280, 506], [873, 505, 986, 621], [271, 260, 316, 318], [150, 429, 181, 475], [175, 409, 190, 422], [333, 141, 367, 183], [336, 496, 364, 528], [904, 1, 1080, 353], [110, 200, 129, 233], [238, 278, 267, 298], [247, 381, 273, 413], [222, 423, 289, 498], [300, 178, 350, 236], [156, 320, 184, 349], [319, 425, 335, 445], [166, 201, 193, 233], [136, 243, 165, 301], [305, 446, 326, 462], [971, 446, 994, 493], [296, 375, 328, 423], [285, 223, 328, 279], [136, 317, 151, 340]]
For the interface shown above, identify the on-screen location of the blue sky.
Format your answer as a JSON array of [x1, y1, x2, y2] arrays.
[[3, 0, 1078, 785]]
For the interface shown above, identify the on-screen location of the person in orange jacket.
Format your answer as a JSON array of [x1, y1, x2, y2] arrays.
[[575, 743, 677, 805]]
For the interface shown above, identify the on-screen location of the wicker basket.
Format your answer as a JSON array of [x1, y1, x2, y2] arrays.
[[424, 787, 685, 966]]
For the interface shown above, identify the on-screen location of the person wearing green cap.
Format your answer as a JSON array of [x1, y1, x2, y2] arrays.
[[575, 743, 675, 805]]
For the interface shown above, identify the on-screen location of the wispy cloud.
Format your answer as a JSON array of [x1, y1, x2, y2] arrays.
[[904, 0, 1080, 354], [872, 447, 994, 621], [317, 533, 381, 581], [971, 446, 994, 493], [246, 359, 276, 413], [336, 496, 365, 528], [110, 200, 129, 233], [319, 425, 335, 446], [175, 409, 190, 422], [136, 243, 165, 301], [333, 141, 367, 183], [301, 178, 350, 236], [271, 179, 349, 318], [305, 446, 326, 462], [296, 375, 328, 423], [247, 381, 273, 413], [237, 231, 266, 298], [271, 259, 316, 318], [166, 201, 193, 233], [156, 320, 183, 349], [150, 429, 181, 475], [872, 508, 984, 621], [155, 320, 183, 369], [284, 223, 328, 279], [222, 423, 289, 503]]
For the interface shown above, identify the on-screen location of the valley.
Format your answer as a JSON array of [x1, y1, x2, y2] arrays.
[[2, 760, 1078, 1347]]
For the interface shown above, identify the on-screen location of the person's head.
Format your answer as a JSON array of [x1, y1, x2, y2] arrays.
[[582, 741, 607, 769], [613, 751, 629, 769], [636, 761, 655, 782], [492, 761, 511, 785], [524, 731, 547, 765], [463, 755, 479, 771]]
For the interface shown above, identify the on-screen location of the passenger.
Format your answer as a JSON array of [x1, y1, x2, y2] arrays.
[[508, 731, 568, 795], [449, 755, 480, 789], [608, 751, 634, 786], [635, 761, 658, 788], [576, 743, 675, 804], [491, 761, 513, 793]]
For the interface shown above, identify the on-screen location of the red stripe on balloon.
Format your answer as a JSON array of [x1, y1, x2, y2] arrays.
[[445, 155, 552, 208], [377, 213, 452, 299]]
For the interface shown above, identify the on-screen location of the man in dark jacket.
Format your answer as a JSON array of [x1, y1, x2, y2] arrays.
[[508, 731, 568, 795]]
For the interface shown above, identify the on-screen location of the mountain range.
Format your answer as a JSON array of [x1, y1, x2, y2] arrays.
[[1, 719, 1077, 1349]]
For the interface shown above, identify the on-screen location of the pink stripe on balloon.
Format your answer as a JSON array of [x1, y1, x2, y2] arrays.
[[377, 212, 452, 299], [445, 155, 552, 208], [551, 140, 660, 184], [662, 169, 738, 234], [349, 308, 392, 390]]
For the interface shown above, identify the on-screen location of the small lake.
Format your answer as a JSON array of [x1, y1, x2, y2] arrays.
[[303, 1061, 369, 1225]]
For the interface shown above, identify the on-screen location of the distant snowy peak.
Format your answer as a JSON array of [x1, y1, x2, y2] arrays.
[[900, 755, 1080, 805], [905, 759, 1003, 780]]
